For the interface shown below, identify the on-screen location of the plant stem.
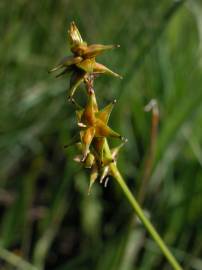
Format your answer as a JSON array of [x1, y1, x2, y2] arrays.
[[104, 140, 183, 270], [84, 78, 182, 270]]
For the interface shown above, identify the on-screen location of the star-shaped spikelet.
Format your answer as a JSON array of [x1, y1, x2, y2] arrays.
[[73, 139, 127, 194], [49, 22, 122, 99], [76, 91, 123, 161]]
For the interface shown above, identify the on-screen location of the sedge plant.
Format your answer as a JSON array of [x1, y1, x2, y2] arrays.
[[49, 22, 183, 270]]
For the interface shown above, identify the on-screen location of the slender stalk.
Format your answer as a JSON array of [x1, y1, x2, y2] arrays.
[[84, 77, 182, 270], [104, 140, 183, 270]]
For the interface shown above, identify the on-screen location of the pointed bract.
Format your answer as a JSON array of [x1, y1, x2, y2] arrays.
[[88, 164, 99, 195], [82, 44, 120, 58], [96, 100, 116, 124], [49, 56, 82, 73], [68, 21, 85, 48], [68, 69, 86, 100], [95, 118, 122, 139], [111, 139, 128, 161], [81, 93, 97, 125], [80, 127, 95, 160], [93, 62, 122, 79]]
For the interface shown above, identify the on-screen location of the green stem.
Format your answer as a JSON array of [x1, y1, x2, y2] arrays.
[[104, 140, 182, 270], [84, 79, 182, 269]]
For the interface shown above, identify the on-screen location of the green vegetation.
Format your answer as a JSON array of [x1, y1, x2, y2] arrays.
[[0, 0, 202, 269]]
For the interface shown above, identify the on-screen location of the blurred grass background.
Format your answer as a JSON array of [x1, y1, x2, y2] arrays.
[[0, 0, 202, 269]]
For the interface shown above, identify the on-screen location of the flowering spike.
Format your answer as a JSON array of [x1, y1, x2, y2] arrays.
[[50, 22, 127, 194], [50, 22, 122, 99], [72, 89, 123, 164]]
